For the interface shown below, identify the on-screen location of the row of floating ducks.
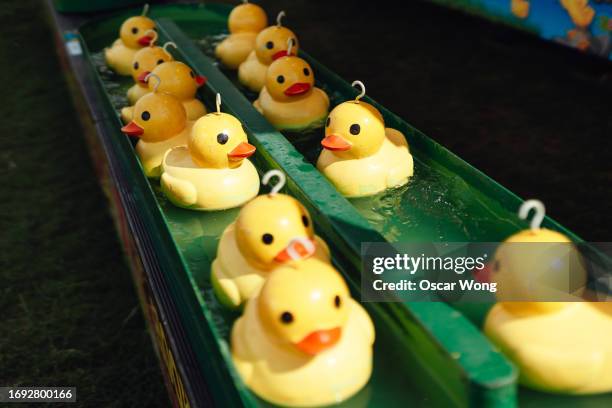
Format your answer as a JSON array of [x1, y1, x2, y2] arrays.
[[103, 2, 612, 405]]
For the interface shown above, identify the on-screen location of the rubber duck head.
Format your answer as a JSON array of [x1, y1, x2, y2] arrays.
[[258, 258, 350, 355], [560, 0, 595, 28], [148, 61, 206, 101], [235, 181, 317, 269], [265, 55, 314, 102], [254, 12, 298, 64], [131, 40, 174, 85], [474, 200, 587, 315], [228, 2, 268, 33], [189, 104, 255, 169], [321, 99, 385, 159], [120, 16, 156, 49], [121, 76, 187, 143]]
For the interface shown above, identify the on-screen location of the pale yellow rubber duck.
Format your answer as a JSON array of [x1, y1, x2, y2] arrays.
[[126, 35, 174, 105], [317, 81, 414, 197], [238, 11, 299, 92], [211, 170, 330, 309], [253, 42, 329, 130], [215, 1, 268, 69], [232, 258, 375, 406], [105, 4, 156, 76], [481, 200, 612, 395], [160, 94, 259, 211], [121, 74, 193, 178]]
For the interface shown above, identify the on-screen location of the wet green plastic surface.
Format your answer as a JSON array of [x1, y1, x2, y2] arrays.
[[76, 3, 611, 407], [54, 0, 144, 13], [76, 4, 521, 407]]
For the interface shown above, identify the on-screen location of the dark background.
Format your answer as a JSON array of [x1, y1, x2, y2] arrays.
[[1, 0, 610, 406]]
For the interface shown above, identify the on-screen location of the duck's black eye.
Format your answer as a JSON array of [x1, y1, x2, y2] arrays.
[[133, 61, 139, 70], [302, 215, 309, 227], [349, 123, 360, 135], [141, 111, 151, 121], [325, 117, 330, 127], [280, 311, 293, 324], [265, 41, 274, 49], [189, 71, 195, 78], [262, 233, 274, 245], [290, 38, 296, 46], [216, 133, 229, 145], [157, 59, 164, 65], [152, 27, 157, 31], [303, 67, 310, 76], [276, 75, 285, 84], [493, 260, 500, 272], [131, 27, 138, 34], [334, 295, 341, 308]]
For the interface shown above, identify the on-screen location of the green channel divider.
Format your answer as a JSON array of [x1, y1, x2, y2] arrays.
[[156, 16, 518, 408]]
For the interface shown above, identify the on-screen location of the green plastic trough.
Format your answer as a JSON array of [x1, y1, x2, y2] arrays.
[[76, 3, 611, 407]]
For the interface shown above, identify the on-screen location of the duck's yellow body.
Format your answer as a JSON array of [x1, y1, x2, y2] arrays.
[[485, 302, 612, 394], [238, 25, 298, 92], [231, 259, 374, 406], [137, 123, 192, 178], [317, 100, 413, 197], [254, 55, 329, 130], [211, 224, 329, 309], [318, 128, 413, 197], [211, 191, 330, 308], [127, 83, 150, 105], [160, 110, 259, 211], [105, 16, 155, 76], [161, 146, 259, 211], [215, 3, 268, 69]]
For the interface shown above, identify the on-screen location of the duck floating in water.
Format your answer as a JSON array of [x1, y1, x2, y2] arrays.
[[231, 257, 375, 406], [254, 39, 329, 131], [121, 74, 192, 178], [215, 1, 268, 69], [481, 200, 612, 395], [317, 81, 414, 197], [160, 94, 259, 211], [238, 11, 299, 93], [212, 170, 330, 309], [121, 60, 207, 123], [105, 4, 156, 76], [126, 37, 175, 105]]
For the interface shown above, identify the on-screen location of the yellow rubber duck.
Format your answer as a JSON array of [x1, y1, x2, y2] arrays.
[[316, 81, 414, 197], [105, 4, 156, 76], [215, 1, 268, 69], [160, 94, 259, 211], [561, 0, 595, 29], [481, 200, 612, 395], [211, 170, 331, 309], [231, 257, 375, 406], [238, 11, 299, 92], [253, 41, 329, 131], [121, 74, 193, 178], [126, 36, 174, 105], [121, 60, 207, 123]]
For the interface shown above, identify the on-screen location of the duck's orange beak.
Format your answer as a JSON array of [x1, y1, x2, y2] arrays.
[[121, 121, 144, 137], [284, 82, 311, 96], [137, 35, 153, 46], [137, 71, 150, 84], [195, 75, 206, 87], [321, 134, 351, 151], [295, 327, 341, 355], [227, 142, 256, 161], [272, 50, 289, 60], [274, 238, 316, 263], [473, 263, 492, 283]]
